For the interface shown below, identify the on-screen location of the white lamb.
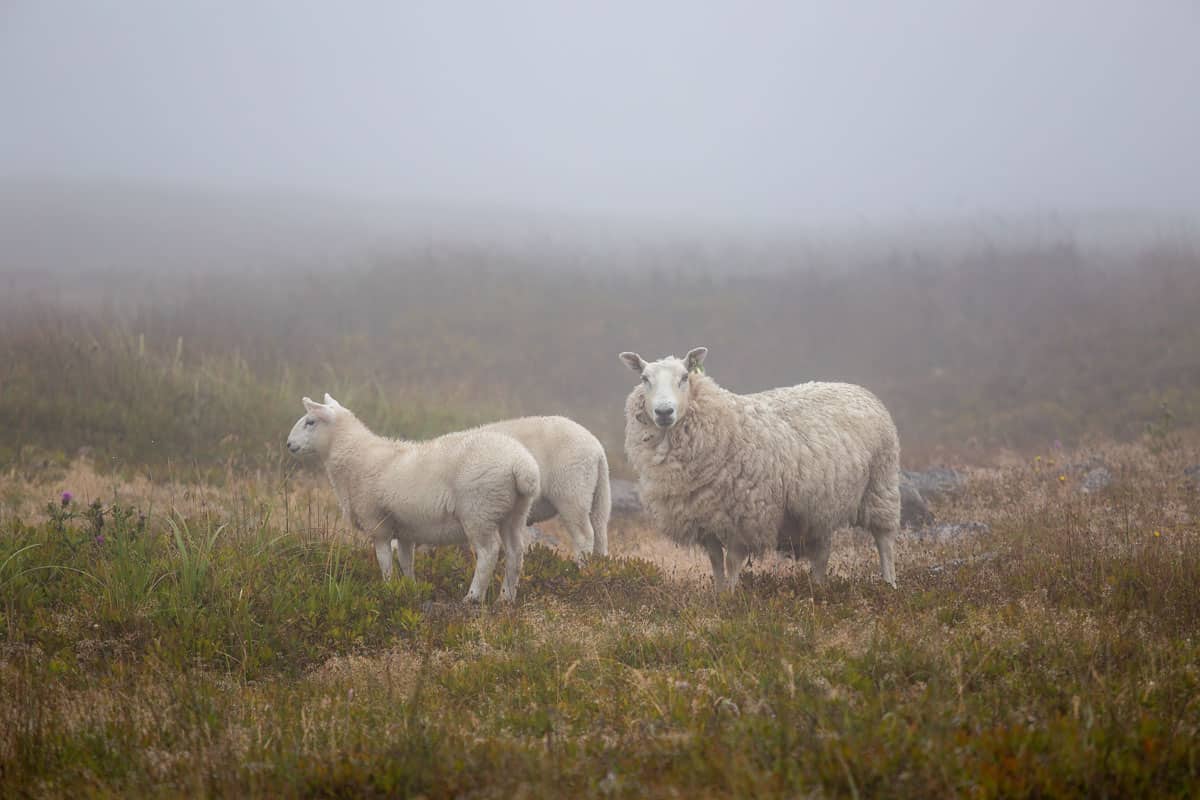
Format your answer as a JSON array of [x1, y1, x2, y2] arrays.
[[474, 416, 610, 558], [620, 347, 900, 590], [286, 394, 539, 603]]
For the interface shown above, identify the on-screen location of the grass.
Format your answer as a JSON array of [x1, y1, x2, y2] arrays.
[[2, 238, 1199, 794], [3, 239, 1199, 474], [1, 440, 1198, 797]]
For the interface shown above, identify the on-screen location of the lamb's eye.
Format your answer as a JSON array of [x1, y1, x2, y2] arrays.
[[641, 375, 649, 385], [305, 418, 316, 427], [680, 374, 689, 385]]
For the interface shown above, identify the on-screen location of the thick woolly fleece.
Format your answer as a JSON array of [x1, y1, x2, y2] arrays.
[[473, 416, 611, 557], [301, 404, 539, 602], [624, 375, 900, 588]]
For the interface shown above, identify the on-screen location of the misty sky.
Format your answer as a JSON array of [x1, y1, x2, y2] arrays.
[[2, 1, 1198, 224]]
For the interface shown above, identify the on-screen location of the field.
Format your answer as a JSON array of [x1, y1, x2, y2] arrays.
[[2, 230, 1200, 796]]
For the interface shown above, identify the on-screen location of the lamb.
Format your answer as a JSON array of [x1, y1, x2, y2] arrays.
[[474, 416, 610, 558], [620, 347, 900, 590], [286, 394, 539, 603]]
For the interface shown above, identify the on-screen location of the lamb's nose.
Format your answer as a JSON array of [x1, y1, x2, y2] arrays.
[[654, 406, 674, 419], [287, 441, 298, 452]]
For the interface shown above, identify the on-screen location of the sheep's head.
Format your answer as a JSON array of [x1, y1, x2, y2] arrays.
[[286, 393, 345, 459], [619, 347, 707, 429]]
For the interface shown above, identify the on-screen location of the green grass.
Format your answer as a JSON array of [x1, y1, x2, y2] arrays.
[[2, 441, 1198, 797]]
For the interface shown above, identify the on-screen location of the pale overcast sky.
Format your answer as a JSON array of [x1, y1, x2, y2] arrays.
[[2, 1, 1198, 224]]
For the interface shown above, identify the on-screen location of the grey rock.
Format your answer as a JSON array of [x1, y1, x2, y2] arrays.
[[901, 467, 967, 502], [1079, 466, 1113, 494], [928, 551, 998, 574], [1066, 455, 1108, 474], [1184, 465, 1200, 487], [910, 521, 991, 542], [610, 478, 644, 515], [900, 479, 934, 528]]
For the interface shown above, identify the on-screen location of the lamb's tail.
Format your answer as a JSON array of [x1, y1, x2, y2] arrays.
[[512, 453, 540, 503], [508, 454, 540, 544], [590, 450, 611, 556]]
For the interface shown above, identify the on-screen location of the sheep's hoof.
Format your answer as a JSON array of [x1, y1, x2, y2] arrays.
[[462, 593, 484, 604]]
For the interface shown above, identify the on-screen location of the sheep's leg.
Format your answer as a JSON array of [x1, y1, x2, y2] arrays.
[[808, 531, 832, 586], [702, 535, 727, 592], [373, 534, 395, 581], [872, 529, 897, 588], [464, 527, 501, 603], [724, 541, 751, 591], [392, 538, 415, 580]]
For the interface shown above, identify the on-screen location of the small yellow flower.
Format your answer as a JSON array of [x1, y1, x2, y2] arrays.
[[1153, 530, 1161, 538], [1058, 475, 1066, 482], [1035, 456, 1042, 462]]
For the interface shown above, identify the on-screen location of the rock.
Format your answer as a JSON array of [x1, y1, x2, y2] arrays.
[[610, 478, 643, 515], [1079, 466, 1113, 494], [900, 467, 967, 502], [900, 479, 934, 528], [910, 521, 990, 542], [1184, 465, 1200, 488], [928, 551, 998, 574]]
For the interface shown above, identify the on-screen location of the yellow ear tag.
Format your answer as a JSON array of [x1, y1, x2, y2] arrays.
[[691, 365, 705, 375]]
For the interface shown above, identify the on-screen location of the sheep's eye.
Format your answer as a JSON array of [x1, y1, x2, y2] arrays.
[[641, 375, 649, 385], [305, 418, 316, 427], [679, 374, 689, 385]]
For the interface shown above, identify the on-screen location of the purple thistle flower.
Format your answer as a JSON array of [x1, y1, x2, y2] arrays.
[[94, 534, 105, 545], [1053, 440, 1063, 451], [61, 491, 74, 507]]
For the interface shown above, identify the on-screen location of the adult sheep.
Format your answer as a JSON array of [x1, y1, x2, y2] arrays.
[[620, 348, 900, 590], [286, 394, 539, 603], [473, 416, 610, 559]]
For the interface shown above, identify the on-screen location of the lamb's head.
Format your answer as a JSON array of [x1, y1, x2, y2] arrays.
[[286, 393, 347, 459], [619, 347, 707, 429]]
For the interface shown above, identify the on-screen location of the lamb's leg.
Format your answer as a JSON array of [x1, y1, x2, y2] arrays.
[[373, 533, 394, 580], [808, 530, 833, 586], [558, 507, 595, 563], [464, 526, 501, 603], [392, 538, 415, 580], [498, 513, 526, 603], [724, 540, 751, 591], [702, 535, 727, 592]]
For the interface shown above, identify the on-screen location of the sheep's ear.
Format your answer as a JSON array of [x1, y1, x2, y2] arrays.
[[685, 347, 708, 374], [619, 352, 646, 373], [323, 393, 344, 410]]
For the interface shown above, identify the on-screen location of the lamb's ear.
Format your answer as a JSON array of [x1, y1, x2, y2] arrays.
[[685, 347, 708, 374], [323, 393, 344, 410], [619, 352, 646, 373], [302, 396, 335, 422]]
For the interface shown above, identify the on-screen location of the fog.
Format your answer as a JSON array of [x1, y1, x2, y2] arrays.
[[3, 1, 1200, 229]]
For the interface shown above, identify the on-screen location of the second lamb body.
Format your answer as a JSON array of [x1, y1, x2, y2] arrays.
[[474, 416, 610, 558]]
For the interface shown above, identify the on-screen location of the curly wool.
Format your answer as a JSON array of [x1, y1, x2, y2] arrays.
[[624, 375, 900, 564]]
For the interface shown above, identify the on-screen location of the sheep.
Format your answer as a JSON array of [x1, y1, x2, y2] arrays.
[[474, 416, 610, 558], [620, 347, 900, 590], [286, 394, 540, 603]]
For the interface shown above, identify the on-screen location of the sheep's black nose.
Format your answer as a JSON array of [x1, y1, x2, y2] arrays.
[[654, 407, 673, 418]]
